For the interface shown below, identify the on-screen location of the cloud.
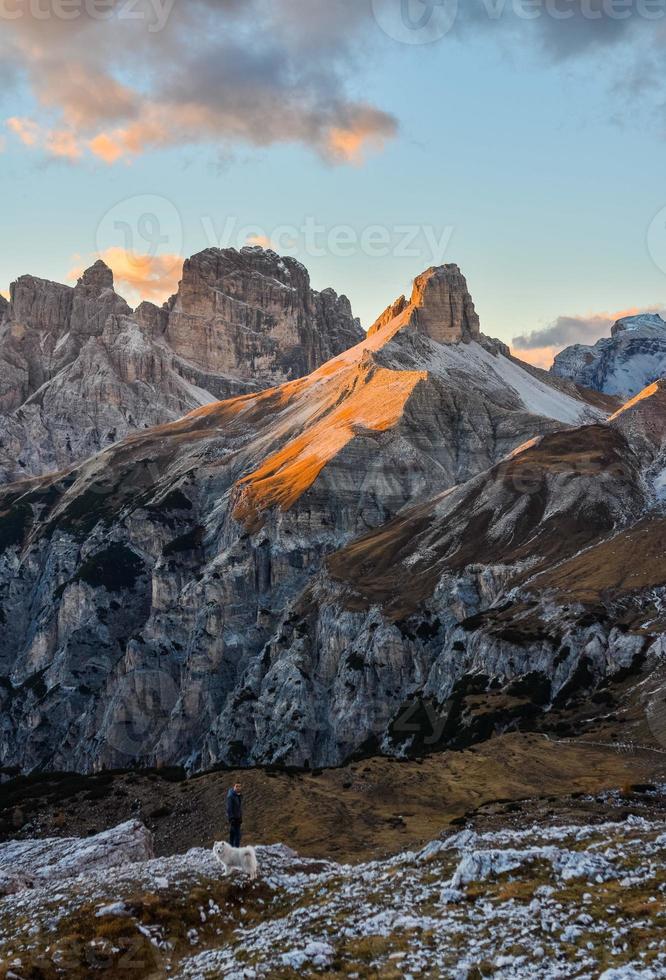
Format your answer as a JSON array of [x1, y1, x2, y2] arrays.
[[1, 0, 397, 165], [7, 116, 40, 147], [512, 305, 666, 368], [512, 345, 563, 370], [2, 2, 659, 167], [245, 234, 275, 249], [8, 116, 83, 160], [325, 107, 397, 164], [69, 248, 183, 304]]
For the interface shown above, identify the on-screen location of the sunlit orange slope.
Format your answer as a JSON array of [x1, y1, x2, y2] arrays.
[[233, 357, 426, 529]]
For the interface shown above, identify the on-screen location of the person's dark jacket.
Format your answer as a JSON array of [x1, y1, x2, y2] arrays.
[[226, 788, 242, 824]]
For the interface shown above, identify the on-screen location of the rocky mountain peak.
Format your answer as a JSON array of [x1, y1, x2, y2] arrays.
[[75, 259, 115, 294], [409, 264, 481, 343], [368, 263, 480, 344], [0, 247, 365, 482], [611, 312, 666, 338], [165, 245, 363, 380]]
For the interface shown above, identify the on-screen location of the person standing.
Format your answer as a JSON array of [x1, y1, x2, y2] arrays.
[[226, 781, 243, 847]]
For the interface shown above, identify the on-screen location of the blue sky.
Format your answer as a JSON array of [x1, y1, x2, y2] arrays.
[[2, 1, 666, 365]]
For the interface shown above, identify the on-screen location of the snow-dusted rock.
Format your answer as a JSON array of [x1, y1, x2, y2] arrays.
[[552, 312, 666, 399], [2, 813, 663, 979], [447, 845, 616, 891], [0, 819, 154, 896]]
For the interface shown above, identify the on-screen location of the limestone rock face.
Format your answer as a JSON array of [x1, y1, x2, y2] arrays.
[[368, 264, 480, 344], [165, 247, 362, 380], [0, 820, 154, 896], [0, 248, 363, 484], [0, 261, 608, 773], [551, 312, 666, 399]]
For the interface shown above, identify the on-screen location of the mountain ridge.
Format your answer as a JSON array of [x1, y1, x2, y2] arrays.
[[0, 259, 624, 773], [0, 247, 363, 484], [0, 258, 664, 774]]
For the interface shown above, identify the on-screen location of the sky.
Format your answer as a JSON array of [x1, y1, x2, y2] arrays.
[[2, 0, 666, 367]]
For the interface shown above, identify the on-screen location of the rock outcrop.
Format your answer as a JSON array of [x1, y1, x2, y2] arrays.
[[0, 820, 154, 896], [551, 312, 666, 399], [0, 248, 363, 484], [368, 264, 480, 344], [0, 261, 610, 773], [165, 247, 363, 381]]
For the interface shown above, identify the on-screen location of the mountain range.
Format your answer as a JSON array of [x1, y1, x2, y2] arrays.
[[551, 311, 666, 399], [0, 248, 362, 485], [0, 251, 665, 773]]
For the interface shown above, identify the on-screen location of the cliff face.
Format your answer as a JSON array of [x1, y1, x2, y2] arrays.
[[165, 247, 363, 381], [0, 260, 613, 774], [0, 248, 363, 484], [551, 312, 666, 399]]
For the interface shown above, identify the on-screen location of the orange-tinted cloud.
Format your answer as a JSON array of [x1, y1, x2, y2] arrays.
[[87, 133, 126, 165], [1, 3, 396, 166], [245, 234, 274, 249], [45, 129, 82, 161], [326, 108, 397, 164], [69, 248, 183, 305], [512, 346, 561, 370], [7, 116, 40, 147], [7, 117, 82, 160]]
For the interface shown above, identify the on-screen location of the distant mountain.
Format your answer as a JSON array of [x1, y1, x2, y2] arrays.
[[0, 262, 612, 773], [0, 248, 362, 484], [551, 312, 666, 399]]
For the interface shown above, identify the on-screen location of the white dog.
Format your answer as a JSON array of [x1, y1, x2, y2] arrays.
[[212, 841, 258, 880]]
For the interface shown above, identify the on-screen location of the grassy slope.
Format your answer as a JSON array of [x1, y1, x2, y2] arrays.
[[2, 732, 663, 864]]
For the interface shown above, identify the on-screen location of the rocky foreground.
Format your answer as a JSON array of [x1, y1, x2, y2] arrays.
[[0, 787, 665, 980]]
